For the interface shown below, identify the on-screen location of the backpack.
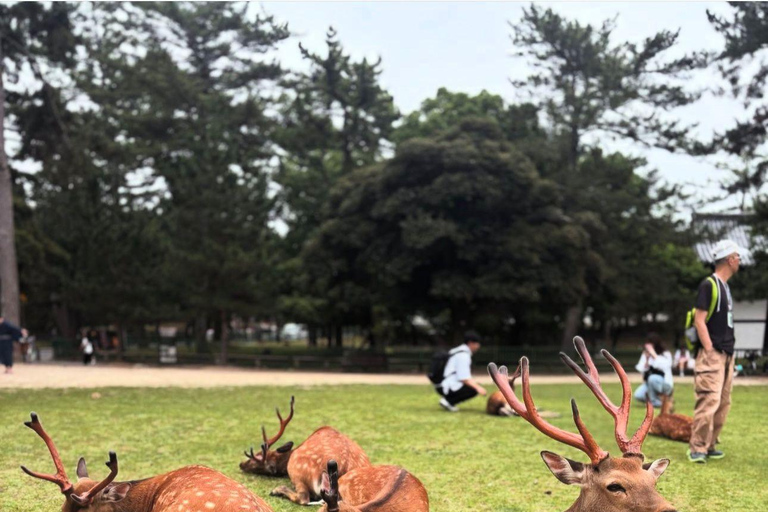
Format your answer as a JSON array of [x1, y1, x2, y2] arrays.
[[684, 276, 718, 353], [427, 347, 469, 386]]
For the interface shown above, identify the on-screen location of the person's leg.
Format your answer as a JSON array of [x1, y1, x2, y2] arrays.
[[709, 354, 735, 454], [1, 340, 13, 373], [444, 385, 478, 406], [646, 375, 666, 408], [634, 383, 649, 403], [690, 350, 725, 456]]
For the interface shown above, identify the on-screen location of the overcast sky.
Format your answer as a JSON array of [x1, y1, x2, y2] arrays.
[[261, 1, 753, 214]]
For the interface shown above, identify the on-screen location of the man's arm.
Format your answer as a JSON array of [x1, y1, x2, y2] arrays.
[[694, 308, 713, 352], [461, 378, 487, 396]]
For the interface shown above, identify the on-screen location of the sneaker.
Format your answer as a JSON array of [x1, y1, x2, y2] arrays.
[[687, 449, 707, 464], [707, 449, 725, 460], [439, 398, 459, 412]]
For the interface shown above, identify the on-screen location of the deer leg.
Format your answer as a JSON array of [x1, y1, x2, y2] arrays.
[[270, 484, 311, 505]]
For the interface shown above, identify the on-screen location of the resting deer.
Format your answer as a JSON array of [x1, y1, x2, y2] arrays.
[[487, 385, 560, 419], [21, 412, 273, 512], [487, 390, 518, 416], [319, 460, 429, 512], [649, 393, 692, 443], [488, 337, 678, 512], [240, 397, 370, 505]]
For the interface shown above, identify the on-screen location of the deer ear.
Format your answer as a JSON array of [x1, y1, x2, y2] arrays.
[[643, 458, 670, 480], [541, 451, 585, 486], [76, 457, 89, 479], [321, 471, 330, 493], [102, 482, 131, 502], [276, 441, 294, 453]]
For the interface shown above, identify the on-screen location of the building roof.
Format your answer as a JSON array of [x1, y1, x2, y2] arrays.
[[693, 213, 761, 265]]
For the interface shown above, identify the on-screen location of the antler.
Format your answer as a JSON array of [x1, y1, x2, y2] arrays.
[[320, 460, 340, 512], [70, 452, 119, 506], [560, 336, 654, 457], [488, 361, 608, 464], [262, 396, 295, 449], [20, 413, 74, 494]]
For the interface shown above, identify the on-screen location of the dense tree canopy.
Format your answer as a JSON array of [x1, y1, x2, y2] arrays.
[[2, 2, 754, 351]]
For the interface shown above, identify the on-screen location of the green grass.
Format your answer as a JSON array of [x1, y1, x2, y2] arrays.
[[1, 383, 765, 511]]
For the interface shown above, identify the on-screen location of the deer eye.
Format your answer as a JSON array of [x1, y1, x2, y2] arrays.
[[607, 483, 626, 493]]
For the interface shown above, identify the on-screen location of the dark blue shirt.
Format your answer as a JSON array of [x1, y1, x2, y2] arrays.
[[0, 320, 23, 343]]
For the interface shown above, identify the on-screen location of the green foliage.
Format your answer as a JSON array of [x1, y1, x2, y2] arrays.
[[708, 3, 768, 285], [511, 4, 707, 161], [308, 118, 586, 339], [273, 27, 399, 332], [393, 88, 541, 144], [1, 383, 767, 511]]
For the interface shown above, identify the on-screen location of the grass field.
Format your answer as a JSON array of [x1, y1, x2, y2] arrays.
[[1, 383, 765, 511]]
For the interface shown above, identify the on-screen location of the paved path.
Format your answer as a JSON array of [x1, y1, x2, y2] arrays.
[[2, 362, 767, 389]]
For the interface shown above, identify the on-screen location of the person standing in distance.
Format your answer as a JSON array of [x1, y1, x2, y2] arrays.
[[688, 239, 744, 464], [0, 316, 28, 374], [438, 330, 486, 412]]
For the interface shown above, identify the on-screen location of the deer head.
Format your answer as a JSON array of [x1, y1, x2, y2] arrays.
[[319, 461, 409, 512], [488, 337, 678, 512], [20, 413, 124, 512], [241, 396, 296, 476]]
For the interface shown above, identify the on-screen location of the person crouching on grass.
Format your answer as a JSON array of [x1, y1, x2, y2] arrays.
[[437, 330, 486, 412]]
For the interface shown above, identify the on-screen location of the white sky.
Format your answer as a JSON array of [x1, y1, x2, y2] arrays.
[[261, 1, 756, 214]]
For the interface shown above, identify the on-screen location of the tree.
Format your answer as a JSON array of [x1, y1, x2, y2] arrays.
[[708, 3, 768, 297], [308, 118, 588, 343], [73, 3, 290, 358], [0, 2, 78, 324], [393, 88, 541, 144], [274, 27, 399, 345], [510, 4, 707, 349]]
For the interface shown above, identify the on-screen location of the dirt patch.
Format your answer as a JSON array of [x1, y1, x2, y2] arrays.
[[1, 362, 766, 389]]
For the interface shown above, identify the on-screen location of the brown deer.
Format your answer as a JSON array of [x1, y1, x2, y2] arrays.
[[318, 460, 429, 512], [487, 390, 518, 416], [21, 412, 274, 512], [240, 397, 371, 505], [488, 337, 678, 512], [649, 392, 692, 443]]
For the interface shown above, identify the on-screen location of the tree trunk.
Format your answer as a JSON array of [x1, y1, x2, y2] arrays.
[[194, 314, 207, 354], [220, 310, 228, 365], [334, 324, 343, 348], [308, 325, 317, 347], [559, 301, 583, 353], [0, 45, 21, 325]]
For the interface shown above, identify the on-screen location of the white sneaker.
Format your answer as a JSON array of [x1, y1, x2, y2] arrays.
[[439, 398, 459, 412]]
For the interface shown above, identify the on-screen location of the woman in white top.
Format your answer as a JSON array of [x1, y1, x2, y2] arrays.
[[80, 333, 95, 365], [673, 347, 695, 377], [634, 333, 674, 408]]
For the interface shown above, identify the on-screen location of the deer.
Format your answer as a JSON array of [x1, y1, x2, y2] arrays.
[[318, 460, 429, 512], [488, 336, 679, 512], [649, 392, 692, 443], [239, 396, 371, 506], [487, 384, 560, 419], [487, 390, 518, 416], [20, 412, 274, 512]]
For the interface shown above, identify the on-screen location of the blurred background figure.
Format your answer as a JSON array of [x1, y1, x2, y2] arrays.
[[634, 333, 674, 408]]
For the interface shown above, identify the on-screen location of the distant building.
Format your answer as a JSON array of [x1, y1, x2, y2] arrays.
[[693, 213, 767, 354]]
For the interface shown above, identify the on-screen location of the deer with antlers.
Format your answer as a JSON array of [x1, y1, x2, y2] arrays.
[[488, 337, 678, 512], [240, 396, 371, 506], [318, 460, 429, 512], [21, 412, 274, 512], [649, 393, 692, 443]]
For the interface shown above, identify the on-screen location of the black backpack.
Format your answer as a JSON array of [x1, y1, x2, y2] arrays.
[[427, 347, 468, 385]]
